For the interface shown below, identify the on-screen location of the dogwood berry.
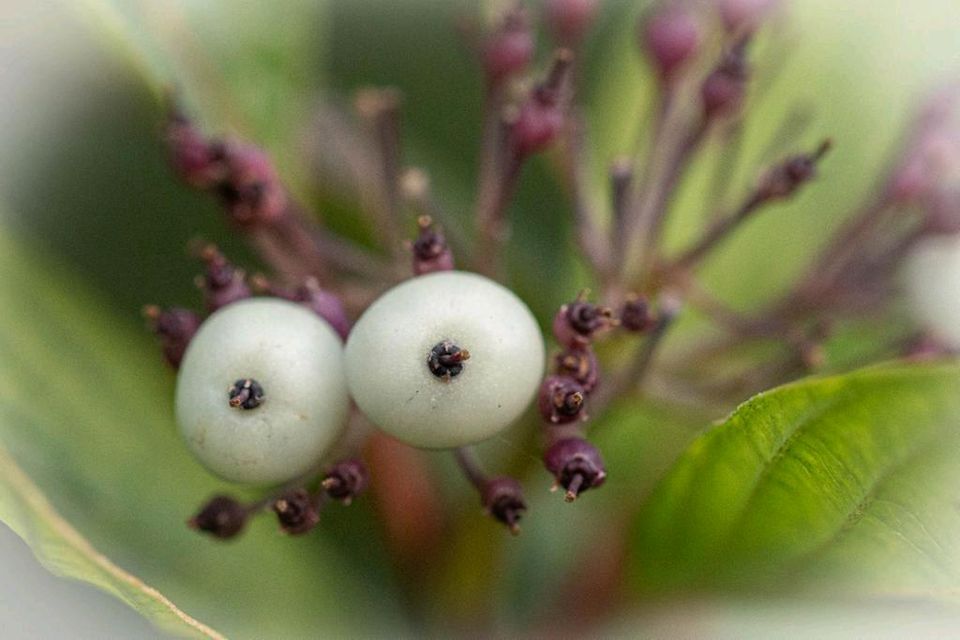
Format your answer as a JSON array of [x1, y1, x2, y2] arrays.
[[175, 298, 349, 484], [344, 271, 545, 449]]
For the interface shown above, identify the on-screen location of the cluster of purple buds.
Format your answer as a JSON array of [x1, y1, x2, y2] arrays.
[[165, 108, 286, 229]]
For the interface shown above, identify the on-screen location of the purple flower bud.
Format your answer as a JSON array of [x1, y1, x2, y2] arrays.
[[482, 7, 535, 86], [545, 0, 601, 46], [216, 143, 287, 228], [188, 495, 248, 539], [411, 215, 455, 276], [554, 348, 599, 393], [539, 375, 587, 424], [164, 112, 226, 189], [197, 245, 252, 312], [757, 139, 831, 201], [511, 92, 566, 158], [143, 305, 201, 369], [481, 476, 527, 534], [640, 5, 702, 82], [273, 489, 320, 535], [702, 40, 749, 119], [552, 294, 615, 347], [544, 437, 606, 502], [322, 459, 369, 505], [509, 49, 573, 158], [619, 294, 657, 333]]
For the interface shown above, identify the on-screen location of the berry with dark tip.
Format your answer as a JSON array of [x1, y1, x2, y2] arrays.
[[554, 348, 599, 393], [481, 476, 527, 535], [322, 459, 370, 505], [189, 495, 248, 540], [553, 294, 615, 348], [544, 438, 607, 502], [538, 375, 587, 424], [273, 489, 320, 535]]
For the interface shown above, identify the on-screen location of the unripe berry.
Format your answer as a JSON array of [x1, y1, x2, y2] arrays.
[[188, 495, 248, 539], [216, 143, 287, 227], [144, 305, 201, 369], [273, 489, 320, 535], [481, 476, 526, 534], [176, 298, 349, 484], [482, 8, 535, 86], [640, 5, 702, 82], [552, 295, 615, 348], [345, 271, 545, 449], [544, 437, 606, 501], [538, 375, 587, 424], [554, 348, 599, 393]]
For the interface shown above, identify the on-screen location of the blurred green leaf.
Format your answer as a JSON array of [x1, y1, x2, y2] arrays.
[[0, 227, 406, 637], [630, 362, 960, 597], [75, 0, 328, 182], [0, 445, 223, 639]]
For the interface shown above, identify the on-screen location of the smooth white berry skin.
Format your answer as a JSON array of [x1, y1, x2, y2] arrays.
[[904, 234, 960, 348], [345, 271, 545, 449], [175, 298, 349, 485]]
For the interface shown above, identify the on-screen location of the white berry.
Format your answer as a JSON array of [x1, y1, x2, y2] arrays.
[[904, 234, 960, 348], [175, 298, 349, 484], [345, 271, 545, 449]]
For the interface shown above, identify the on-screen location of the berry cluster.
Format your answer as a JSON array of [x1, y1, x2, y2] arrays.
[[145, 0, 960, 539]]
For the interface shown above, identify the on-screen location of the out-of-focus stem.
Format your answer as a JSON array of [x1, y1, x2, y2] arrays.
[[453, 446, 488, 492], [592, 298, 680, 414], [564, 113, 615, 283], [356, 88, 405, 261]]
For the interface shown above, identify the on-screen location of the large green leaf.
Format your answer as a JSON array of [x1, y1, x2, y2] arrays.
[[630, 363, 960, 597], [0, 445, 222, 639], [0, 227, 406, 637]]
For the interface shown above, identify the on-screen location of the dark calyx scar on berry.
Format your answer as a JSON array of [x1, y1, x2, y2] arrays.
[[427, 340, 471, 381], [228, 378, 265, 410]]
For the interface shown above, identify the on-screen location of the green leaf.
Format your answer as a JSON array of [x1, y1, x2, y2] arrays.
[[0, 445, 223, 639], [73, 0, 328, 175], [0, 227, 406, 637], [630, 362, 960, 598]]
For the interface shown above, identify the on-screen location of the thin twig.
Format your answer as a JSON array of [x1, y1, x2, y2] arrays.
[[453, 446, 488, 492]]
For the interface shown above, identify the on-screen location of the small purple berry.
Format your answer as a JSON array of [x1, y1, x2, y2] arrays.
[[143, 305, 201, 369], [188, 495, 248, 540], [640, 5, 702, 82], [702, 39, 750, 119], [482, 6, 535, 86], [411, 215, 455, 276], [554, 348, 599, 393], [295, 278, 351, 340], [322, 459, 370, 505], [216, 143, 287, 228], [619, 294, 657, 333], [552, 294, 615, 348], [544, 437, 606, 502], [539, 375, 587, 424], [164, 111, 226, 189], [273, 489, 320, 535], [481, 476, 527, 535], [196, 245, 252, 312]]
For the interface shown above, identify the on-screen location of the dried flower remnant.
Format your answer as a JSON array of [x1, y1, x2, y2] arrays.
[[273, 489, 321, 535], [189, 495, 248, 540], [544, 437, 607, 502]]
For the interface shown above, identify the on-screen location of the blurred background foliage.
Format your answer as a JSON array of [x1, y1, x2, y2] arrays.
[[0, 0, 959, 637]]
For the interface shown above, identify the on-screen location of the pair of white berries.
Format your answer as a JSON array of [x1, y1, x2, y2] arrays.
[[175, 272, 545, 485]]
